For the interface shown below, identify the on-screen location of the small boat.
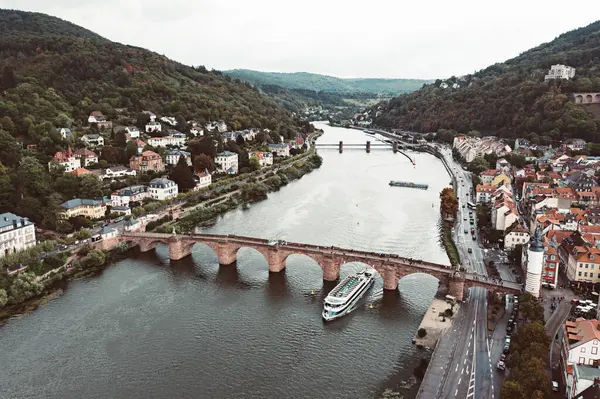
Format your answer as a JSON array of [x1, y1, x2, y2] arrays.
[[322, 269, 375, 321]]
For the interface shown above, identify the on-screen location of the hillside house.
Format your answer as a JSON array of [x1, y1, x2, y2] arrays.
[[129, 150, 165, 172], [148, 178, 178, 200], [73, 148, 98, 166], [81, 134, 105, 148], [48, 147, 81, 172], [215, 151, 238, 174]]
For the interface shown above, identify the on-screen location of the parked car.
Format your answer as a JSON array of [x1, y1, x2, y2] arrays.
[[468, 248, 473, 253], [496, 361, 506, 371], [552, 381, 559, 392]]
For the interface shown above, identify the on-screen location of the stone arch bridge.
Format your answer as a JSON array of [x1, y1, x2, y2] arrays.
[[99, 232, 521, 301]]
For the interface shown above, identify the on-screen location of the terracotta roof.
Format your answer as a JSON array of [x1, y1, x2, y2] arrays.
[[69, 168, 92, 176], [564, 318, 600, 349], [476, 185, 496, 193], [74, 148, 97, 158], [579, 226, 600, 235], [481, 169, 498, 176], [141, 150, 160, 157]]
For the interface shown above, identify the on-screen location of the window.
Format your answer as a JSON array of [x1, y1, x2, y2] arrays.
[[551, 255, 556, 260], [591, 273, 595, 278], [590, 358, 595, 365], [593, 347, 598, 355], [586, 264, 589, 269], [580, 357, 586, 364], [585, 272, 588, 277], [582, 347, 587, 353], [579, 272, 582, 277]]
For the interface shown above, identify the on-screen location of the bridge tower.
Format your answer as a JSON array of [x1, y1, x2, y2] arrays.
[[338, 141, 343, 153], [393, 141, 398, 153], [366, 141, 371, 153]]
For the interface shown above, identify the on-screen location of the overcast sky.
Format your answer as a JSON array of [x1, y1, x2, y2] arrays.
[[3, 0, 599, 79]]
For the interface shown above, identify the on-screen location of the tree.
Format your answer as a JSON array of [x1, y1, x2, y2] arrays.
[[500, 381, 525, 398], [126, 140, 139, 158], [136, 112, 151, 130], [0, 130, 22, 167], [0, 288, 7, 307], [169, 156, 196, 192], [114, 130, 127, 147], [1, 65, 16, 90], [468, 157, 489, 175], [101, 146, 124, 165], [192, 154, 214, 172], [255, 131, 266, 143], [79, 174, 103, 198], [236, 135, 245, 146], [417, 328, 427, 338], [439, 188, 459, 220], [249, 156, 261, 171], [188, 136, 217, 158]]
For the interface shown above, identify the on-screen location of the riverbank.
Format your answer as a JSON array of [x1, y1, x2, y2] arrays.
[[412, 298, 459, 349]]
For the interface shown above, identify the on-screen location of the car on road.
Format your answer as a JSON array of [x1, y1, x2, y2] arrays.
[[472, 236, 476, 241], [552, 381, 559, 392], [464, 229, 468, 234], [496, 361, 506, 371], [468, 248, 472, 253]]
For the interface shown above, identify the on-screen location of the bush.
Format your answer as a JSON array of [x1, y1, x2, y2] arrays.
[[417, 328, 427, 338]]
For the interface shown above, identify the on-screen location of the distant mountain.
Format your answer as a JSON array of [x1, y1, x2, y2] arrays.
[[224, 69, 432, 94], [375, 21, 600, 142]]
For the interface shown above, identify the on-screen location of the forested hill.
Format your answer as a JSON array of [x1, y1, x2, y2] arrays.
[[375, 20, 600, 142], [0, 9, 300, 137], [224, 69, 431, 94], [0, 9, 304, 228]]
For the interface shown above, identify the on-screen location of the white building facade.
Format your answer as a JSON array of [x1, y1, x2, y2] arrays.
[[215, 151, 239, 174], [148, 178, 178, 201], [0, 213, 36, 258], [545, 64, 576, 81]]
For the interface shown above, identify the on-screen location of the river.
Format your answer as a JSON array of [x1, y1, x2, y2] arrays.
[[0, 123, 450, 399]]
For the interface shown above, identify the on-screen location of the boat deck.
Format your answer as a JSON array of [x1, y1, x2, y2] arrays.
[[330, 276, 362, 298]]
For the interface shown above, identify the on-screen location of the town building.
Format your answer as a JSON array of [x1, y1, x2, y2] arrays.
[[88, 111, 106, 124], [0, 213, 36, 258], [103, 166, 137, 179], [504, 222, 530, 250], [453, 136, 511, 163], [111, 185, 149, 206], [215, 151, 239, 174], [561, 318, 600, 398], [476, 185, 496, 204], [268, 143, 291, 157], [148, 178, 178, 200], [195, 169, 212, 189], [160, 116, 178, 126], [58, 127, 72, 140], [81, 134, 105, 148], [59, 197, 111, 220], [165, 149, 192, 166], [545, 64, 576, 81], [73, 148, 98, 167], [69, 168, 95, 177], [145, 121, 162, 133], [565, 244, 600, 284], [48, 147, 81, 172], [133, 139, 147, 153], [480, 169, 498, 186], [125, 126, 140, 138], [543, 238, 560, 288], [142, 110, 156, 121], [249, 151, 274, 167], [147, 135, 186, 148], [129, 151, 165, 172]]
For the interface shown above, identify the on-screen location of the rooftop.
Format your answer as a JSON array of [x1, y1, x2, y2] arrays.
[[0, 213, 32, 229]]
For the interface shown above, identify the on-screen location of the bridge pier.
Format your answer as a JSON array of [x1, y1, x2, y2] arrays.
[[393, 141, 398, 153], [216, 243, 238, 265], [267, 248, 286, 273], [383, 269, 399, 290], [168, 237, 194, 261], [448, 275, 465, 301], [139, 240, 158, 253], [339, 141, 343, 153], [366, 141, 371, 153], [322, 258, 339, 281]]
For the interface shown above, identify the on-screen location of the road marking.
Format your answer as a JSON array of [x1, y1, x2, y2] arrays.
[[455, 364, 458, 372], [464, 359, 467, 364], [455, 388, 458, 396], [458, 378, 461, 385]]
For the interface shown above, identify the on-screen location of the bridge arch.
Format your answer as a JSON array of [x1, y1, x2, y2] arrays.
[[575, 94, 584, 103], [587, 94, 594, 103]]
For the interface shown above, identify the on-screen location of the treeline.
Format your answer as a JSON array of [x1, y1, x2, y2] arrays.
[[375, 20, 600, 142]]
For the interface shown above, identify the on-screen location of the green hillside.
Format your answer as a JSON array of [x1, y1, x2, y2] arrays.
[[224, 69, 431, 94], [0, 9, 306, 228], [375, 21, 600, 142]]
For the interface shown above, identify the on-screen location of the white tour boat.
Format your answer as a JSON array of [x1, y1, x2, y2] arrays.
[[322, 269, 374, 321]]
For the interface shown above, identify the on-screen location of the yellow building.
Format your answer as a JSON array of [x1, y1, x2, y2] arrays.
[[59, 197, 111, 220], [491, 172, 512, 187]]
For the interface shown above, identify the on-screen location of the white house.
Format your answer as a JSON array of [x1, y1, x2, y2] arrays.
[[73, 148, 98, 167], [160, 116, 178, 126], [111, 185, 149, 206], [545, 64, 576, 81], [268, 143, 290, 157], [97, 226, 118, 240], [48, 147, 81, 172], [81, 134, 105, 147], [504, 222, 530, 250], [88, 111, 107, 124], [0, 213, 36, 258], [492, 196, 518, 231], [165, 149, 192, 166], [103, 166, 137, 179], [195, 169, 212, 190], [190, 126, 204, 136], [249, 151, 273, 167], [58, 128, 72, 140], [145, 121, 162, 133], [476, 185, 495, 204], [125, 126, 140, 138], [148, 178, 178, 201], [147, 135, 185, 148], [215, 151, 239, 174], [561, 318, 600, 398], [142, 110, 156, 122]]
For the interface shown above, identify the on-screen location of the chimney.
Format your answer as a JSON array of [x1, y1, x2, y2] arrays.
[[12, 220, 17, 229], [21, 219, 25, 227]]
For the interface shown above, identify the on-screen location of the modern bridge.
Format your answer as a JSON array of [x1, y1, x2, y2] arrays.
[[98, 232, 521, 301]]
